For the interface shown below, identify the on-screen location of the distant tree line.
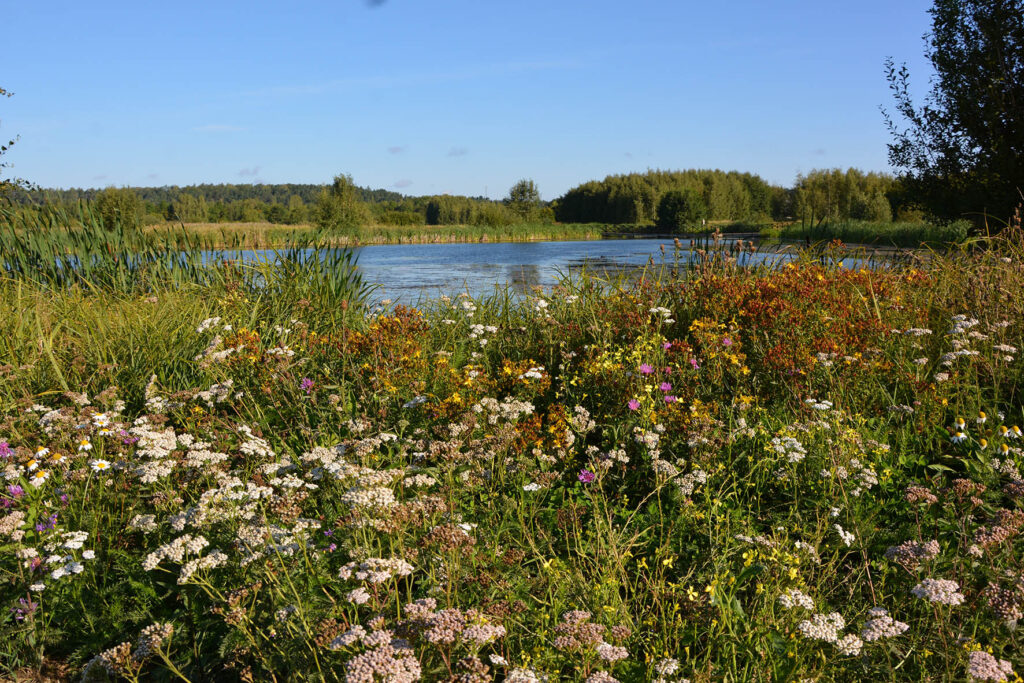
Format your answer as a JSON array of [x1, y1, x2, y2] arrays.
[[3, 168, 938, 232], [2, 176, 557, 230], [554, 170, 785, 226], [550, 169, 928, 229]]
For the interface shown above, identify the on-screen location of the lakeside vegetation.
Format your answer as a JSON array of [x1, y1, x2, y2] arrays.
[[2, 211, 1024, 681], [2, 166, 975, 250]]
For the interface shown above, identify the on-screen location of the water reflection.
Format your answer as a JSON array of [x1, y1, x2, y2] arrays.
[[507, 264, 541, 294]]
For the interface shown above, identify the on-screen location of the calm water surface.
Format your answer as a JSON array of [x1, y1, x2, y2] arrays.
[[233, 237, 903, 304]]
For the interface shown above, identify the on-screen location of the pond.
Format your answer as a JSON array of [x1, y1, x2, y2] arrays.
[[230, 236, 908, 304]]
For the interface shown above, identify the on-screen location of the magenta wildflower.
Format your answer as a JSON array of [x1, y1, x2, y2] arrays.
[[578, 469, 596, 483], [628, 399, 641, 411], [722, 337, 733, 347], [0, 441, 12, 458], [7, 484, 24, 498], [639, 363, 654, 375], [659, 382, 672, 392], [689, 358, 700, 369], [664, 395, 678, 404], [300, 377, 315, 394], [662, 342, 672, 350]]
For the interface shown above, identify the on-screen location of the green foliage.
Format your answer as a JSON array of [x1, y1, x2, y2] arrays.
[[506, 178, 545, 221], [0, 203, 368, 301], [425, 194, 518, 226], [768, 218, 969, 246], [0, 86, 31, 196], [166, 192, 208, 222], [655, 188, 706, 231], [93, 187, 144, 230], [313, 174, 372, 230], [793, 169, 898, 225], [555, 169, 779, 224], [883, 0, 1024, 222], [285, 194, 308, 224]]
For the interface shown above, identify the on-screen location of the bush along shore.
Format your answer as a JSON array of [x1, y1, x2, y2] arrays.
[[2, 213, 1024, 681]]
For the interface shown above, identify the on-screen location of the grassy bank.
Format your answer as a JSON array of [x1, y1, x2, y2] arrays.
[[1, 213, 1024, 681], [762, 219, 971, 247], [592, 219, 970, 247], [142, 220, 609, 248]]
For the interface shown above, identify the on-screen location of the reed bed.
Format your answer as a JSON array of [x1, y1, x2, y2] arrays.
[[764, 219, 971, 247]]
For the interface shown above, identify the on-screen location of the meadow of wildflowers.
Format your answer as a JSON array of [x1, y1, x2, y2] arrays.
[[2, 221, 1024, 681]]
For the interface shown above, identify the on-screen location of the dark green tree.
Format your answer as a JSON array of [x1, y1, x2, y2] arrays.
[[94, 187, 144, 230], [285, 195, 308, 224], [656, 189, 706, 231], [314, 174, 371, 230], [883, 0, 1024, 221], [506, 178, 541, 221]]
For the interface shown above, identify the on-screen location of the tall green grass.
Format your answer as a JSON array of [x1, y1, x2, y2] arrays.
[[763, 219, 970, 247], [0, 204, 369, 307]]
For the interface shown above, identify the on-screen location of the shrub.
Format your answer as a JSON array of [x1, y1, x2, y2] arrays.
[[656, 188, 706, 231]]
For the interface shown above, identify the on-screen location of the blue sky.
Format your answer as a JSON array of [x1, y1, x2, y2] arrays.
[[3, 0, 935, 199]]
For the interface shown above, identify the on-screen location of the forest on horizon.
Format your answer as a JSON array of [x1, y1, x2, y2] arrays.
[[2, 167, 923, 231]]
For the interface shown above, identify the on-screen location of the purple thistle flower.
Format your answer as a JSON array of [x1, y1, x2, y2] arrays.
[[300, 377, 315, 394], [659, 382, 672, 392], [639, 364, 654, 375], [628, 399, 641, 411], [0, 441, 12, 458], [7, 484, 24, 498], [578, 469, 596, 484]]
